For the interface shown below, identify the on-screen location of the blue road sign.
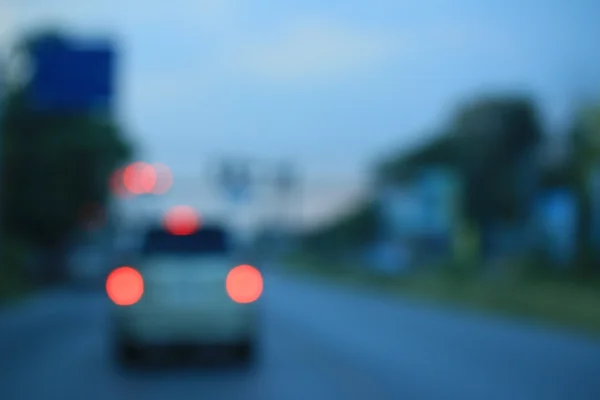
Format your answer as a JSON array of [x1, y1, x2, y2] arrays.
[[30, 36, 115, 111], [219, 162, 251, 204], [538, 190, 577, 266]]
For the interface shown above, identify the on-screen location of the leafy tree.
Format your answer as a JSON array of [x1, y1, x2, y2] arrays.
[[301, 202, 378, 258], [300, 94, 544, 266], [1, 29, 134, 282], [569, 102, 600, 275], [450, 96, 543, 224], [375, 133, 458, 184]]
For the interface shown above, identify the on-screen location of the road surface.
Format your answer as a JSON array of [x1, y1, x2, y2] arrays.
[[1, 272, 600, 400]]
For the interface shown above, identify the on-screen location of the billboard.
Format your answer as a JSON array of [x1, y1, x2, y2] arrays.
[[30, 36, 116, 111], [537, 189, 577, 266], [218, 161, 252, 204], [377, 185, 421, 237], [413, 168, 461, 237], [377, 168, 460, 238]]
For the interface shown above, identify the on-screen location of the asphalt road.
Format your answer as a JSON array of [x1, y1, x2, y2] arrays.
[[1, 272, 600, 400]]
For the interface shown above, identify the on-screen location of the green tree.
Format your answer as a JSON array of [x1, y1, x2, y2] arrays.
[[299, 94, 544, 266], [301, 202, 378, 259], [569, 102, 600, 275], [1, 29, 134, 283], [450, 95, 543, 224], [375, 132, 458, 184]]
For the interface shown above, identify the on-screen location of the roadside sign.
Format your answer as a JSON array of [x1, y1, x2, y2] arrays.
[[416, 169, 458, 236], [219, 162, 251, 203], [378, 185, 421, 237], [29, 35, 115, 111], [538, 190, 576, 266]]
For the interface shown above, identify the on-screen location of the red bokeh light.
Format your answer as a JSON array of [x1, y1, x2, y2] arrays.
[[139, 163, 157, 193], [106, 266, 144, 306], [151, 163, 173, 194], [226, 265, 263, 304], [123, 162, 153, 195], [163, 205, 201, 235], [110, 162, 170, 196]]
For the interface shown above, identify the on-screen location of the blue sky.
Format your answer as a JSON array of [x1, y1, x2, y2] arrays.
[[3, 0, 600, 227]]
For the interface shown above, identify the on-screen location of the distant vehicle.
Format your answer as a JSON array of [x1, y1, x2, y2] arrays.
[[108, 223, 262, 367]]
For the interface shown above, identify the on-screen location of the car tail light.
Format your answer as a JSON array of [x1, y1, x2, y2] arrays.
[[106, 266, 144, 306], [226, 264, 263, 304], [163, 205, 201, 235]]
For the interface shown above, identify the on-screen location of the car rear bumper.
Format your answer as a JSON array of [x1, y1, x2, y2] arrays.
[[114, 305, 258, 346], [117, 340, 253, 356]]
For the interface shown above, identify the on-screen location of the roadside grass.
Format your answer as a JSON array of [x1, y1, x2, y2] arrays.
[[283, 257, 600, 338]]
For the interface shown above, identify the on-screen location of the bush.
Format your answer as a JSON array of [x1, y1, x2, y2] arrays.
[[0, 234, 31, 301]]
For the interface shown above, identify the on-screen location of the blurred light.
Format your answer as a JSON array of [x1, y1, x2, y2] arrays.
[[120, 162, 159, 195], [139, 163, 157, 193], [111, 162, 170, 196], [226, 264, 263, 304], [106, 266, 144, 306], [151, 163, 173, 194], [163, 205, 201, 235], [123, 162, 149, 194]]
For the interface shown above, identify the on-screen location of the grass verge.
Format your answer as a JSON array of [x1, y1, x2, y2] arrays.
[[283, 257, 600, 339]]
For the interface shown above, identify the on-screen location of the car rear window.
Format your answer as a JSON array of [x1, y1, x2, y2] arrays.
[[142, 226, 230, 255]]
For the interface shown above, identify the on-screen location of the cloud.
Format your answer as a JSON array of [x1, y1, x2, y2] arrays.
[[223, 16, 521, 85], [5, 0, 237, 38], [229, 18, 397, 83]]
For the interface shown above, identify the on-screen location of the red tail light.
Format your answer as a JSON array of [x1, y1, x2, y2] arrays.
[[106, 266, 144, 306], [163, 205, 201, 235], [226, 264, 263, 304]]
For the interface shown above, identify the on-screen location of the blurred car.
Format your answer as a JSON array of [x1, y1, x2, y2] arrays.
[[109, 223, 262, 366]]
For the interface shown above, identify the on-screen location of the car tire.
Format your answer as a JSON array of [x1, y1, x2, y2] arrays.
[[234, 338, 256, 367], [114, 335, 143, 368]]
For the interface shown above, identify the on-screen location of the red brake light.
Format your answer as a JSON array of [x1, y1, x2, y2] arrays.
[[106, 266, 144, 306], [226, 264, 263, 304], [163, 205, 201, 235]]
